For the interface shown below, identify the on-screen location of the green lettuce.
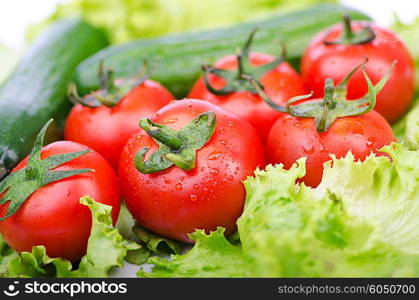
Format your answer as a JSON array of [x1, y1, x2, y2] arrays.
[[5, 196, 139, 278], [27, 0, 335, 44], [138, 228, 248, 278], [115, 203, 185, 265], [404, 103, 419, 149], [142, 143, 419, 277]]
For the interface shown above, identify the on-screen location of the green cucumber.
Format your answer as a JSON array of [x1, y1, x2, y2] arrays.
[[74, 4, 370, 98], [0, 18, 108, 179]]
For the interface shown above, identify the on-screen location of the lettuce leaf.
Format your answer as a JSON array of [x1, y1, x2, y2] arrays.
[[138, 228, 248, 278], [0, 235, 17, 277], [142, 143, 419, 277], [404, 103, 419, 149], [6, 196, 139, 278], [27, 0, 335, 44]]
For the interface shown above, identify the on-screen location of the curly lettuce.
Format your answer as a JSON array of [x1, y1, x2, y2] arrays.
[[138, 228, 248, 278], [142, 143, 419, 277]]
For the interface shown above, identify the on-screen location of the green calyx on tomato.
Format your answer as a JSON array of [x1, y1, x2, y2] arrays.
[[202, 28, 285, 95], [252, 58, 395, 132], [0, 120, 92, 220], [134, 112, 216, 174], [324, 14, 375, 45], [68, 60, 150, 108]]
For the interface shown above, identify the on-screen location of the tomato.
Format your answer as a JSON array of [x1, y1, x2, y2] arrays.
[[188, 30, 305, 143], [266, 111, 396, 187], [118, 99, 265, 242], [0, 141, 120, 262], [301, 17, 415, 123], [65, 79, 174, 168], [264, 63, 396, 187]]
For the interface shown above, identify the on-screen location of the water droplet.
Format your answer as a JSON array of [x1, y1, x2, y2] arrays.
[[175, 183, 183, 191], [193, 184, 199, 190], [163, 118, 177, 125], [200, 167, 205, 172], [220, 139, 228, 146], [210, 168, 219, 176], [303, 145, 315, 155], [208, 151, 222, 160], [367, 136, 376, 147], [180, 176, 185, 182], [145, 179, 151, 184], [203, 187, 209, 193], [227, 121, 235, 127], [189, 194, 198, 202]]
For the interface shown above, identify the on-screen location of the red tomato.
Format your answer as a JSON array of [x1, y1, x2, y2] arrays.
[[189, 53, 305, 142], [0, 141, 120, 262], [266, 110, 396, 187], [118, 99, 265, 242], [65, 80, 174, 168], [301, 20, 415, 123]]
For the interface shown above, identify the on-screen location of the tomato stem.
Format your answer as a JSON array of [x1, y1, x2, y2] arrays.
[[324, 14, 376, 45], [202, 28, 285, 95], [68, 59, 150, 108], [135, 112, 216, 174], [253, 60, 395, 132]]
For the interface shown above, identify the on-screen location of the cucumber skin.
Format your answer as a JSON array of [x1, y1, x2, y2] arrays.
[[74, 4, 370, 99], [0, 18, 109, 177]]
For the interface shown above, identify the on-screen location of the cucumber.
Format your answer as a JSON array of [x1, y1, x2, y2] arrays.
[[0, 18, 108, 179], [74, 4, 370, 98]]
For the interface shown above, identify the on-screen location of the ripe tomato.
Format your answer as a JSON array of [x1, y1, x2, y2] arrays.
[[65, 79, 174, 168], [0, 141, 120, 262], [118, 99, 265, 242], [263, 64, 396, 187], [266, 111, 396, 187], [301, 16, 415, 123], [188, 30, 305, 143]]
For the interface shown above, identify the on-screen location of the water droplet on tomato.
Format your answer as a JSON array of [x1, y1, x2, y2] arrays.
[[189, 194, 198, 202], [303, 145, 315, 155], [367, 137, 376, 147], [207, 151, 222, 160], [193, 184, 199, 190], [210, 168, 219, 176], [163, 118, 178, 125], [220, 139, 228, 146], [227, 121, 235, 127], [175, 183, 183, 191]]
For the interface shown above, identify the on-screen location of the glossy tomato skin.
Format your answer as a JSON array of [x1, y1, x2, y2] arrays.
[[119, 99, 265, 242], [266, 109, 396, 187], [0, 141, 120, 262], [301, 22, 415, 123], [188, 53, 306, 143], [65, 80, 174, 168]]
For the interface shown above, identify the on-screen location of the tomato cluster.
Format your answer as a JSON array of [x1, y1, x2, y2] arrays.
[[0, 16, 413, 261]]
